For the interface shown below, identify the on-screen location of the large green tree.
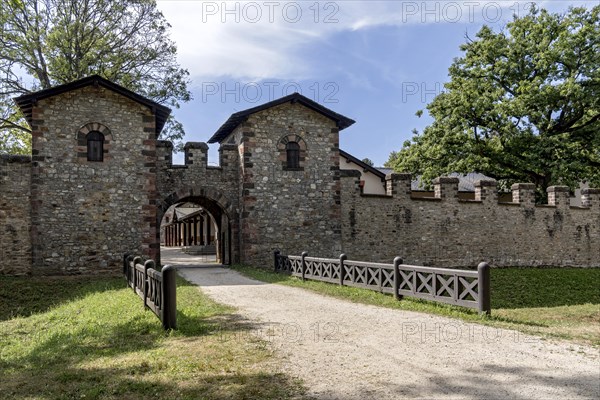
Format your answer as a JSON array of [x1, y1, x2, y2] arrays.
[[388, 6, 600, 196], [0, 0, 191, 154]]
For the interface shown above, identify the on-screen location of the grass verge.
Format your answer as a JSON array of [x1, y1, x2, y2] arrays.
[[0, 275, 306, 400], [231, 265, 600, 347]]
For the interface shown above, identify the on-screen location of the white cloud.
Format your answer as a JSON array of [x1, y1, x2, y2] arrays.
[[158, 1, 336, 80], [157, 1, 593, 81]]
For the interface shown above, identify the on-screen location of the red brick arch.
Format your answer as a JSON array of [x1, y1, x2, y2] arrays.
[[277, 134, 307, 170], [157, 185, 239, 265], [76, 122, 113, 162]]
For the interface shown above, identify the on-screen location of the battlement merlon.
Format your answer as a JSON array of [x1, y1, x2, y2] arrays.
[[582, 188, 600, 210], [385, 173, 411, 198], [156, 140, 173, 166], [218, 143, 237, 169], [475, 179, 498, 204], [547, 186, 570, 209], [340, 169, 362, 193], [433, 176, 459, 202], [511, 183, 536, 207], [183, 142, 209, 168]]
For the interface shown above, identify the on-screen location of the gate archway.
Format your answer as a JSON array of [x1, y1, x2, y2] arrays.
[[157, 186, 238, 266]]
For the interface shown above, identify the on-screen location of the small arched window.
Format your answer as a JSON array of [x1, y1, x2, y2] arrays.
[[277, 134, 306, 171], [87, 131, 104, 162], [286, 141, 300, 169]]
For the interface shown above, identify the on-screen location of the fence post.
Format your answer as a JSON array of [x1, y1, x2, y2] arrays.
[[393, 257, 403, 301], [477, 262, 491, 315], [339, 253, 347, 286], [143, 260, 155, 310], [127, 255, 134, 287], [161, 265, 177, 330], [301, 251, 308, 282], [123, 252, 130, 276], [274, 250, 280, 272], [132, 256, 143, 292]]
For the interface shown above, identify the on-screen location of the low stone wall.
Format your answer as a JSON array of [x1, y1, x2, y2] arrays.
[[0, 155, 32, 275], [340, 171, 600, 267]]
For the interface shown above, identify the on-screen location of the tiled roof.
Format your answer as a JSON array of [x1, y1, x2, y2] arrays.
[[410, 172, 493, 191], [14, 75, 171, 136]]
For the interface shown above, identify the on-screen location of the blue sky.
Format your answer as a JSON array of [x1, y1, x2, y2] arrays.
[[156, 0, 597, 166]]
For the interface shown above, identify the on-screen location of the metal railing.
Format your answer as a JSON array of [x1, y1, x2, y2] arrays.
[[274, 251, 491, 315], [123, 253, 177, 329]]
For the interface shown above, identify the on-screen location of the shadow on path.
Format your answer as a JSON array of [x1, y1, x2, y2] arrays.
[[162, 247, 271, 287]]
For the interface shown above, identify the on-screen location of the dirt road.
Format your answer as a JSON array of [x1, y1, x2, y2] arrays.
[[163, 248, 600, 399]]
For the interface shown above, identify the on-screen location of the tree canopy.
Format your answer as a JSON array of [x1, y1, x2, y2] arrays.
[[361, 158, 374, 167], [0, 0, 191, 154], [387, 6, 600, 197]]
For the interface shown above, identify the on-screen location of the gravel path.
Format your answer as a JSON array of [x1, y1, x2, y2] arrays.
[[164, 248, 600, 400]]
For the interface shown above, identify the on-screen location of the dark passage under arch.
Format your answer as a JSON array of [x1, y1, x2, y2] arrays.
[[158, 194, 234, 266]]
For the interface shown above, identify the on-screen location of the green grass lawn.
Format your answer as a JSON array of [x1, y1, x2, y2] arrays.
[[232, 265, 600, 347], [1, 267, 597, 399], [0, 275, 306, 400]]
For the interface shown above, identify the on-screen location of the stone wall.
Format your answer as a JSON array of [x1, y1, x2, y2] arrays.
[[28, 85, 158, 274], [340, 172, 600, 267], [235, 102, 342, 267], [0, 155, 32, 275], [2, 79, 598, 275], [155, 140, 240, 265], [155, 101, 344, 268]]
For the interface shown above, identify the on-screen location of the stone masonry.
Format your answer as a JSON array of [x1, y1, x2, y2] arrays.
[[231, 102, 343, 266], [0, 76, 598, 275], [0, 155, 32, 275], [155, 140, 240, 266], [6, 77, 165, 275], [340, 173, 600, 267]]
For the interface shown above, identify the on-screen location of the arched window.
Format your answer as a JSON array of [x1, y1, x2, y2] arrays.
[[87, 131, 104, 162], [286, 141, 300, 169], [277, 134, 306, 171]]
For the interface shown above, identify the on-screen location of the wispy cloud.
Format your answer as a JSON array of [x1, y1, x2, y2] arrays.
[[157, 1, 594, 81]]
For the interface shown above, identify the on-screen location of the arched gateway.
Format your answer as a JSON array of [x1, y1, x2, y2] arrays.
[[157, 186, 236, 265], [5, 75, 353, 274]]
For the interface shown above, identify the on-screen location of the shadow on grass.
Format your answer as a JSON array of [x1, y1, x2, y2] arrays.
[[0, 316, 163, 372], [1, 276, 305, 399], [491, 268, 600, 309], [0, 275, 124, 322], [176, 310, 261, 337], [2, 363, 303, 400]]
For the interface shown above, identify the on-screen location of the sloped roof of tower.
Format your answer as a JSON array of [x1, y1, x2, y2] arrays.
[[208, 92, 356, 144], [14, 75, 171, 136]]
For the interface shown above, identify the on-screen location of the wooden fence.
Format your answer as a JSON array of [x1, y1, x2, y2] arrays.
[[123, 253, 177, 329], [274, 251, 491, 315]]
